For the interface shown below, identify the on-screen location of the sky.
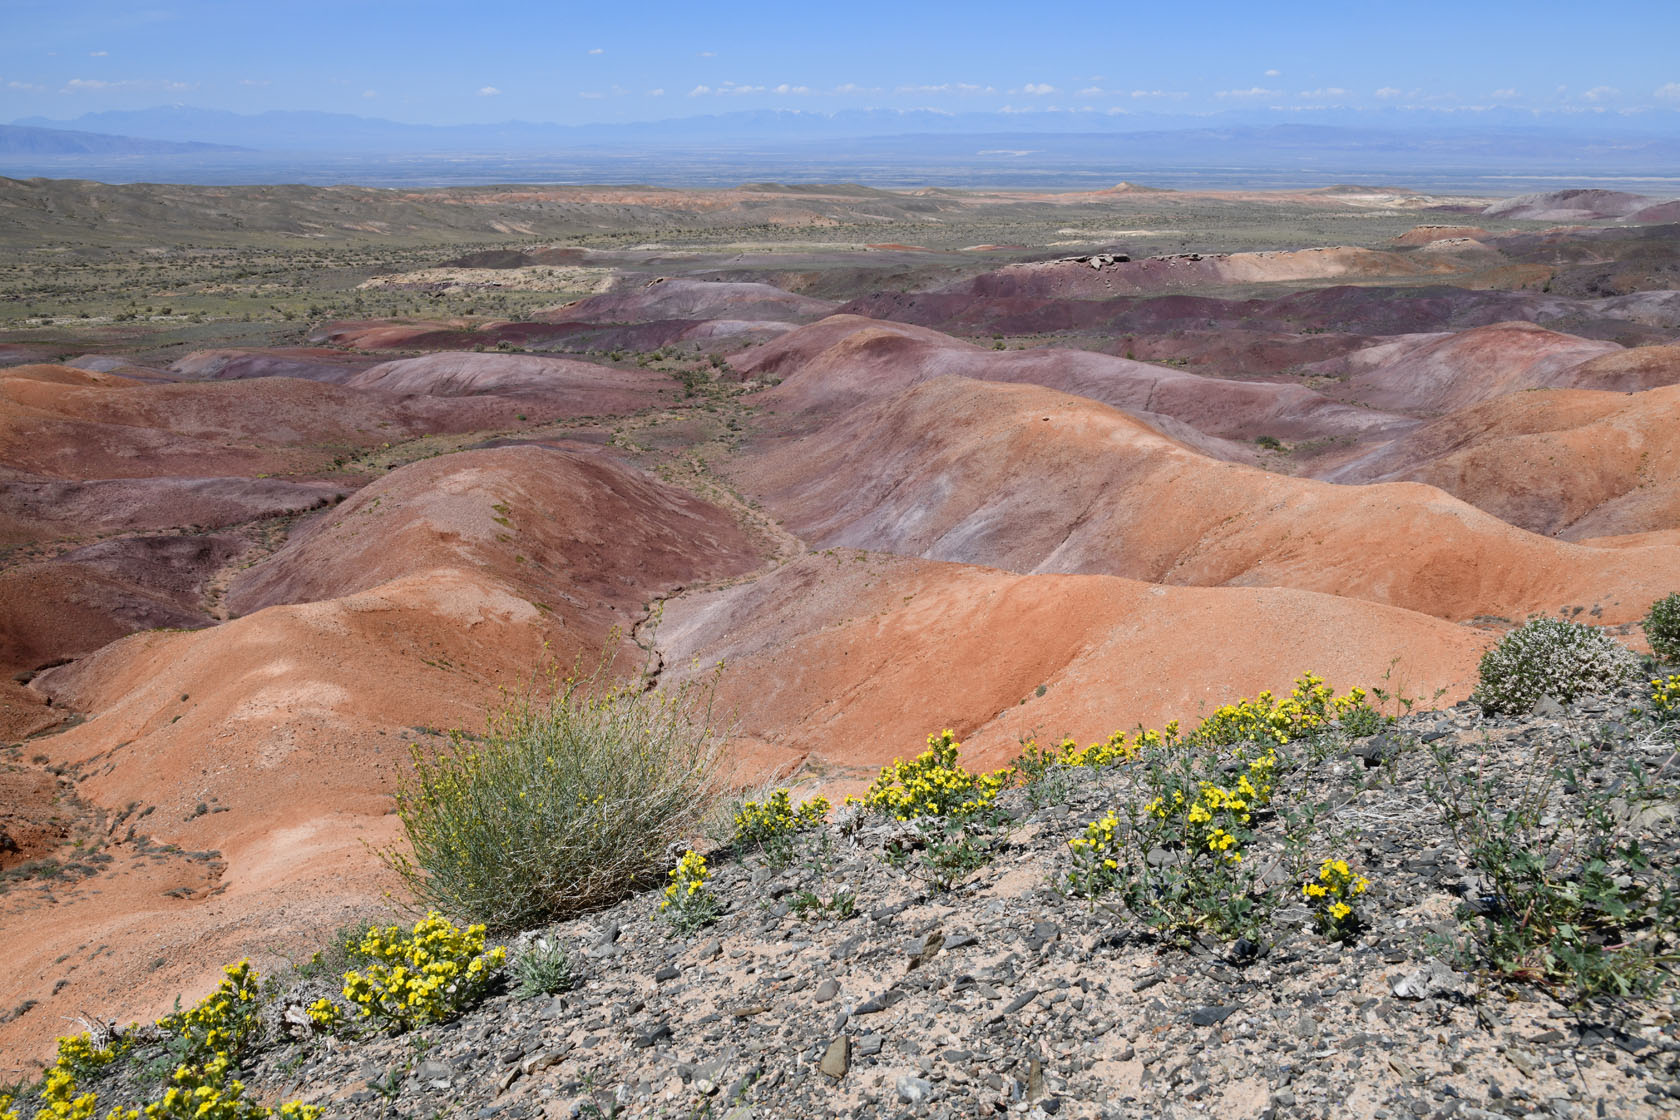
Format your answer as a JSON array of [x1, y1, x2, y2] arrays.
[[4, 0, 1680, 127]]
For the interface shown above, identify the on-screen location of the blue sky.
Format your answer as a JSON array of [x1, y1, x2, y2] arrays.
[[5, 0, 1680, 126]]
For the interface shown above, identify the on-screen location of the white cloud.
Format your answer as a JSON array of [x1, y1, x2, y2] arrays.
[[697, 51, 715, 58], [362, 89, 377, 99], [1582, 85, 1619, 102], [1297, 87, 1348, 98], [7, 79, 45, 91], [1216, 87, 1279, 99], [477, 85, 501, 96], [89, 50, 108, 57], [578, 91, 604, 99], [63, 76, 193, 92], [239, 78, 270, 87], [1020, 82, 1056, 95], [772, 83, 810, 95], [688, 84, 712, 96], [728, 84, 765, 95], [1130, 89, 1187, 100], [833, 82, 881, 94], [896, 82, 991, 95], [1657, 82, 1680, 100], [1375, 86, 1402, 99], [1490, 88, 1518, 99], [1077, 86, 1105, 96], [1264, 68, 1280, 77], [647, 88, 665, 97], [587, 47, 604, 55]]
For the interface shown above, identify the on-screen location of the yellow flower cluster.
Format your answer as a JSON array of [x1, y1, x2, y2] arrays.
[[1064, 810, 1124, 897], [303, 999, 342, 1033], [340, 912, 506, 1030], [156, 962, 261, 1062], [1650, 674, 1680, 715], [103, 1056, 321, 1120], [655, 849, 718, 931], [1142, 748, 1277, 864], [660, 849, 710, 910], [732, 788, 830, 847], [864, 730, 1010, 820], [19, 963, 318, 1120], [1020, 722, 1183, 775], [1189, 674, 1370, 747], [1304, 857, 1369, 933]]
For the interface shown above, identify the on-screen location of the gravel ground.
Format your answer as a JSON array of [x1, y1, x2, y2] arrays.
[[59, 688, 1680, 1119]]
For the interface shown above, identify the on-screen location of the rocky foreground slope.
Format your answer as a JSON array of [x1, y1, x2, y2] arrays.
[[94, 685, 1671, 1120]]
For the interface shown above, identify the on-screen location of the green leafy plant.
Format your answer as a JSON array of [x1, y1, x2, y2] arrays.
[[513, 939, 576, 998], [1644, 592, 1680, 664], [341, 912, 506, 1030], [1470, 616, 1641, 715], [385, 651, 724, 929], [1425, 738, 1680, 1000], [788, 889, 857, 920], [1061, 732, 1290, 943]]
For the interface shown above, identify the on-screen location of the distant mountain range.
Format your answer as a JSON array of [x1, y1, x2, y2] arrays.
[[4, 106, 1679, 190], [13, 104, 1680, 153], [0, 123, 248, 156]]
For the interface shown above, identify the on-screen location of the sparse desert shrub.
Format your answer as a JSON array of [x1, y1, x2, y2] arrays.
[[1644, 592, 1680, 664], [1470, 616, 1641, 715], [385, 657, 723, 929], [340, 912, 505, 1029]]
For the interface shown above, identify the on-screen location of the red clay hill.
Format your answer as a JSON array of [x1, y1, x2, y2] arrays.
[[3, 195, 1679, 1068]]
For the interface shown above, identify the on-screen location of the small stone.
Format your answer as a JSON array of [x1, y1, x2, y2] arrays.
[[1391, 961, 1472, 1001], [654, 964, 680, 982], [1003, 988, 1041, 1014], [820, 1035, 850, 1080], [815, 978, 840, 1003], [1190, 1005, 1240, 1027], [632, 1023, 672, 1049], [856, 1034, 884, 1057], [896, 1075, 935, 1104]]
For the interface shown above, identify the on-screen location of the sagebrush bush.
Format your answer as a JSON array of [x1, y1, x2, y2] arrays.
[[1644, 592, 1680, 664], [1470, 616, 1641, 714], [385, 658, 724, 930]]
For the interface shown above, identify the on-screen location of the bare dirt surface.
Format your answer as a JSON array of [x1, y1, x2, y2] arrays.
[[2, 181, 1679, 1105]]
